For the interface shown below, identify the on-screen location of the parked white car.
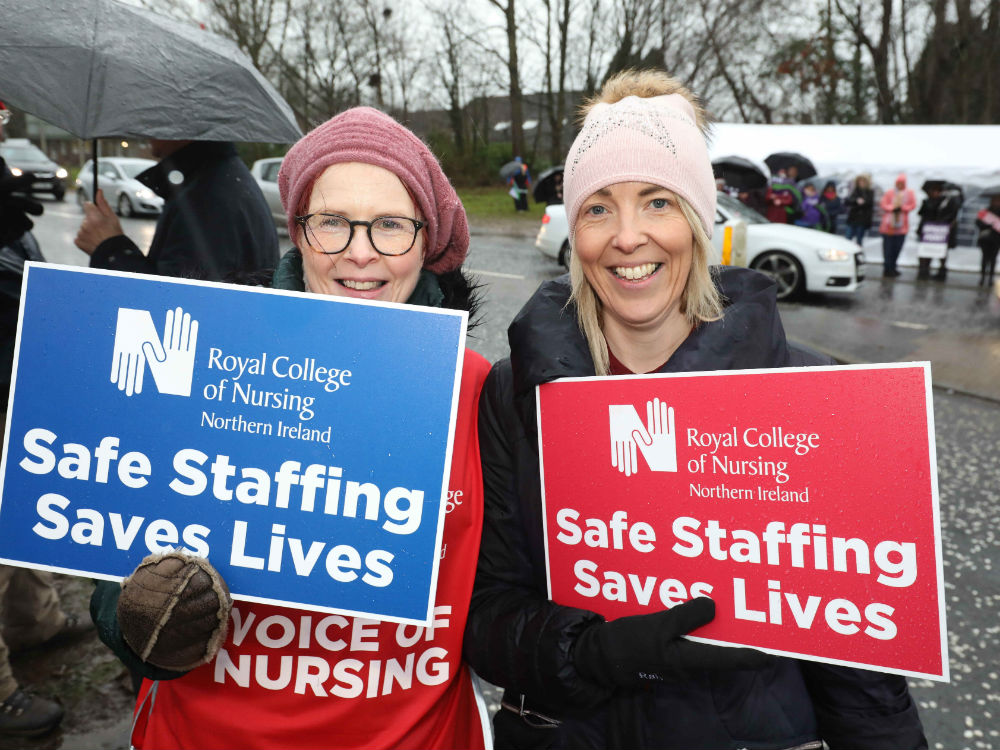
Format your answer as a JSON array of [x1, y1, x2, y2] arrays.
[[76, 157, 162, 217], [251, 157, 285, 229], [535, 191, 865, 300]]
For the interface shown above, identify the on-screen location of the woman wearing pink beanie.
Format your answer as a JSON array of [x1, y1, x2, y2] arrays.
[[464, 70, 926, 749], [97, 108, 492, 750]]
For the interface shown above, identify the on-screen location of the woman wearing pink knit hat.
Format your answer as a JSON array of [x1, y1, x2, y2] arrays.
[[464, 70, 926, 749], [92, 107, 492, 749]]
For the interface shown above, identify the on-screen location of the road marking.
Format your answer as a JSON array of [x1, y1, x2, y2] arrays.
[[467, 268, 525, 280], [891, 321, 930, 330]]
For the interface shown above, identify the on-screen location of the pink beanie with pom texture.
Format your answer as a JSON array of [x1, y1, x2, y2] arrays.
[[563, 94, 716, 241], [278, 107, 469, 274]]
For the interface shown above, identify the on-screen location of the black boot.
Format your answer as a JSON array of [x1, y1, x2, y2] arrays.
[[0, 689, 64, 737], [916, 258, 931, 280]]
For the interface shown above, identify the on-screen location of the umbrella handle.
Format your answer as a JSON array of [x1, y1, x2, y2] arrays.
[[92, 140, 98, 202]]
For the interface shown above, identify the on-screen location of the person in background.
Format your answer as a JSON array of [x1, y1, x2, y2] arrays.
[[845, 174, 875, 246], [975, 193, 1000, 287], [75, 139, 278, 280], [509, 156, 532, 212], [737, 187, 767, 215], [795, 183, 825, 229], [818, 180, 842, 233], [916, 181, 960, 282], [879, 174, 917, 278], [0, 100, 92, 740], [765, 170, 801, 224], [463, 68, 926, 749], [89, 107, 492, 750]]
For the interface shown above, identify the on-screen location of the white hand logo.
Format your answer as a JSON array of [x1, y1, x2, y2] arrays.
[[142, 307, 199, 397], [109, 306, 198, 397], [610, 404, 643, 477], [110, 308, 160, 396], [609, 399, 677, 476]]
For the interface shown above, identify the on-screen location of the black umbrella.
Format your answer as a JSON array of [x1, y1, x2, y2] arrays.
[[533, 165, 564, 204], [711, 156, 767, 191], [764, 152, 818, 180], [921, 180, 964, 204], [499, 160, 522, 182], [0, 0, 302, 198]]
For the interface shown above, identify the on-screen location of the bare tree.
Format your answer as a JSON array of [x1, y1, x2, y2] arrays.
[[381, 6, 424, 121], [426, 1, 470, 152], [484, 0, 526, 158], [203, 0, 289, 77], [834, 0, 899, 123]]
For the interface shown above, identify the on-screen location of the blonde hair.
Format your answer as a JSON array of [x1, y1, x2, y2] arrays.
[[579, 69, 711, 135], [567, 70, 722, 375]]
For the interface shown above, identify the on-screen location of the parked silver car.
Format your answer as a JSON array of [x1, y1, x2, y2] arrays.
[[251, 157, 285, 228], [76, 157, 163, 217]]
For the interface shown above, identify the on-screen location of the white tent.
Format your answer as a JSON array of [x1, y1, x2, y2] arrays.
[[709, 123, 1000, 193]]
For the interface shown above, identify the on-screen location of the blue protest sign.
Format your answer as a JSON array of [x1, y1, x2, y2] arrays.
[[0, 264, 467, 625]]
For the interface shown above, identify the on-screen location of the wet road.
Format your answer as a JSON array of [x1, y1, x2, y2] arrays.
[[5, 200, 1000, 749]]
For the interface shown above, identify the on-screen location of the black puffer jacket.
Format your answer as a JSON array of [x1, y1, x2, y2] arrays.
[[463, 267, 926, 749], [846, 186, 875, 228]]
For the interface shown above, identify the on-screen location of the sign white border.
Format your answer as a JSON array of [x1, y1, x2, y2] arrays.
[[0, 262, 468, 626], [536, 361, 948, 681]]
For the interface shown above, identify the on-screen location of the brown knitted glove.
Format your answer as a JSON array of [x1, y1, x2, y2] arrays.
[[117, 551, 232, 672]]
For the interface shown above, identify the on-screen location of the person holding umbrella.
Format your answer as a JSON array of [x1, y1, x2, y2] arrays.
[[765, 168, 802, 224], [2, 0, 300, 281], [507, 156, 533, 212], [916, 180, 961, 282], [463, 68, 926, 749], [88, 107, 492, 750], [75, 139, 279, 281]]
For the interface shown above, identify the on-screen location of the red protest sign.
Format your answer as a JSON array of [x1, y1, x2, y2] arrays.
[[537, 363, 947, 681]]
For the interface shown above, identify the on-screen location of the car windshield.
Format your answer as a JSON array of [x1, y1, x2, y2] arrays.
[[717, 192, 768, 225], [120, 162, 151, 179], [1, 145, 50, 163]]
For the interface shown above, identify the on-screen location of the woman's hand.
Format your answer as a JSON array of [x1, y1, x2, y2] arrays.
[[572, 598, 773, 688], [117, 551, 232, 671]]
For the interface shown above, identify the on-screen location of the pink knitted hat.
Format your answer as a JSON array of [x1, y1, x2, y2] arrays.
[[563, 94, 716, 241], [278, 107, 469, 274]]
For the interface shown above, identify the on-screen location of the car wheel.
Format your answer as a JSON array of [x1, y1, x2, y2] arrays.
[[558, 241, 571, 269], [117, 193, 134, 218], [53, 187, 65, 202], [751, 250, 804, 301]]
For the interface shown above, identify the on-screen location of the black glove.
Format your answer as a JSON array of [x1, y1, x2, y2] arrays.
[[0, 171, 43, 248], [117, 551, 232, 672], [572, 597, 774, 688]]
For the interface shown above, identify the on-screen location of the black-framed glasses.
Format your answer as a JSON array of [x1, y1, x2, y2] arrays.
[[295, 213, 425, 256]]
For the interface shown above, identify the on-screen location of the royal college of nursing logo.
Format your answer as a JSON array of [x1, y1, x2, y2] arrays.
[[608, 398, 678, 477], [110, 307, 198, 397]]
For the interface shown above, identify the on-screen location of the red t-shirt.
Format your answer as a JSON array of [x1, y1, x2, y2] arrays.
[[131, 350, 493, 750]]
